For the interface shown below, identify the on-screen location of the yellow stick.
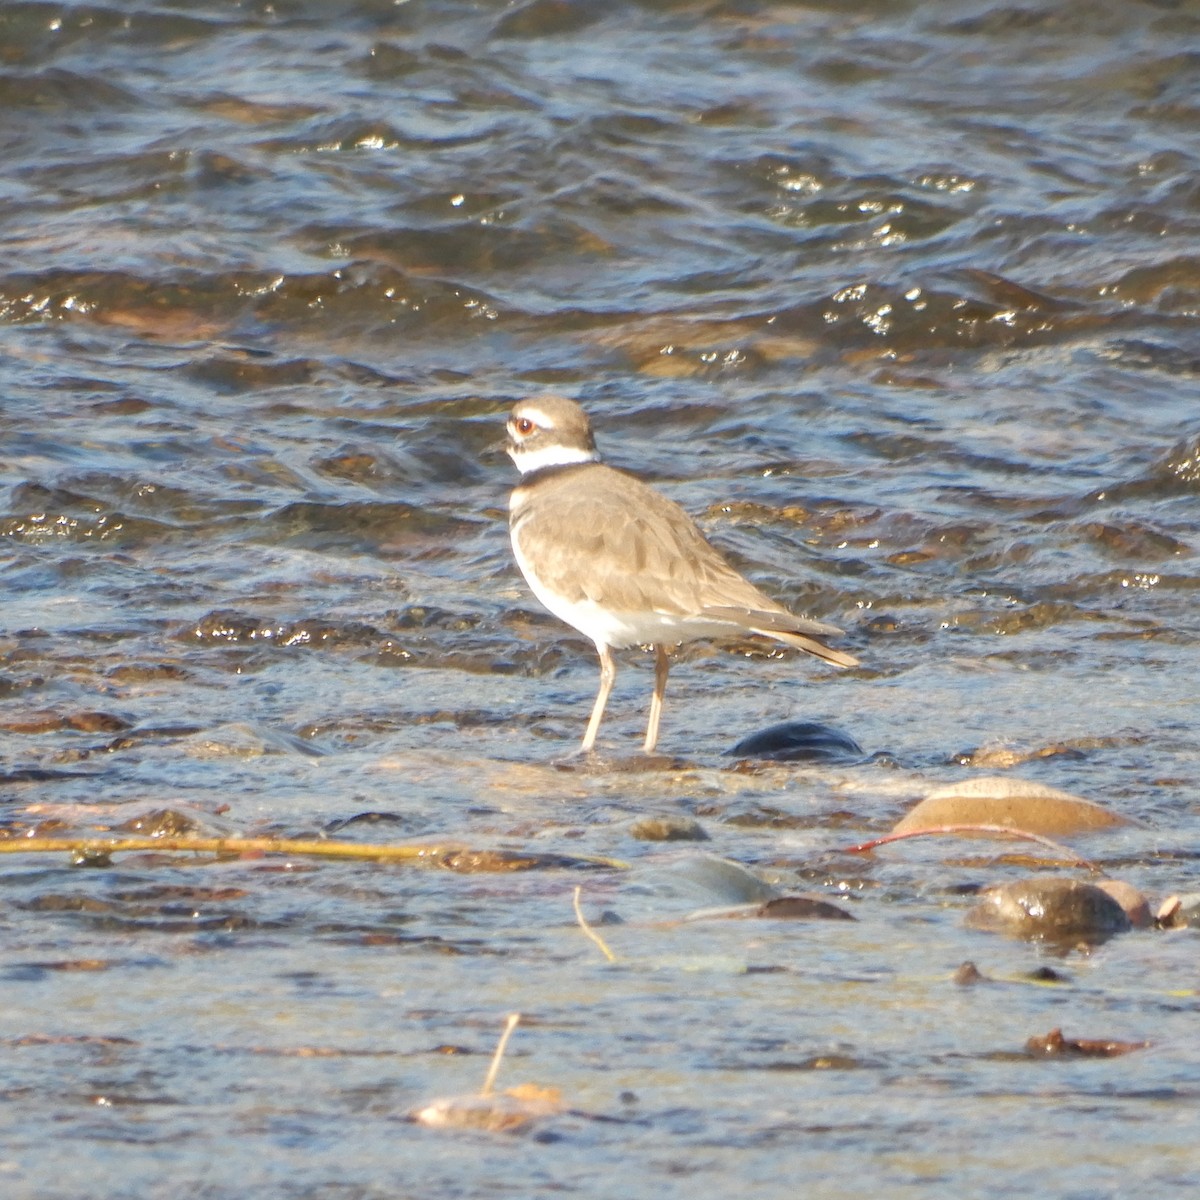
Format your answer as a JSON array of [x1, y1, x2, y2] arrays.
[[0, 836, 628, 870], [0, 836, 450, 860]]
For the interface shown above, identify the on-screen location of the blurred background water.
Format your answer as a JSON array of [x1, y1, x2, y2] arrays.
[[1, 1, 1198, 1196]]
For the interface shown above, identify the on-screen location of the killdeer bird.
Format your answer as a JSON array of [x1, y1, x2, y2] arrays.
[[505, 395, 858, 754]]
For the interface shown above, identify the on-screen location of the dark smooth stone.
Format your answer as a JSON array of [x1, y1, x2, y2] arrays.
[[755, 895, 855, 921], [726, 721, 863, 763], [965, 876, 1133, 945]]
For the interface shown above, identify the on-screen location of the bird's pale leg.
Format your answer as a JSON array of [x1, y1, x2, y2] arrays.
[[643, 644, 670, 754], [581, 645, 617, 753]]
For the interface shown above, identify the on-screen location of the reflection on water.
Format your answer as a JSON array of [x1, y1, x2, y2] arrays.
[[1, 0, 1198, 1195]]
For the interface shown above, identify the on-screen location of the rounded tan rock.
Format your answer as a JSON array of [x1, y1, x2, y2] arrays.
[[894, 776, 1128, 837]]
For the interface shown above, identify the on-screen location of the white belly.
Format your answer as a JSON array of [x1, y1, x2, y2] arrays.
[[511, 529, 735, 651]]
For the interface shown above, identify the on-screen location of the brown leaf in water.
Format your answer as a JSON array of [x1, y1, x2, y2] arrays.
[[1026, 1028, 1150, 1058]]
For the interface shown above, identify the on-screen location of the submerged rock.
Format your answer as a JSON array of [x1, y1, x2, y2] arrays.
[[629, 816, 709, 842], [647, 854, 779, 906], [965, 876, 1132, 943], [681, 895, 855, 922], [754, 895, 855, 921], [114, 808, 205, 836], [894, 776, 1128, 837]]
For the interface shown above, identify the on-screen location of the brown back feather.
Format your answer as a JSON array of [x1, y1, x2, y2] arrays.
[[512, 464, 850, 658]]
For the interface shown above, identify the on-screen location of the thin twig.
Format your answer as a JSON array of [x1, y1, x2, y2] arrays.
[[573, 885, 616, 962], [838, 824, 1098, 872], [481, 1014, 521, 1097]]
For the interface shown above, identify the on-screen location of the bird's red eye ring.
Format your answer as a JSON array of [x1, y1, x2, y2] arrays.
[[515, 417, 535, 435]]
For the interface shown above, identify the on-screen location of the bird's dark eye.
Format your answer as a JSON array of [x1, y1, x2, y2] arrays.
[[516, 417, 535, 435]]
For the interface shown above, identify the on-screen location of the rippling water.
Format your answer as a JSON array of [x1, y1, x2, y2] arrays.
[[1, 1, 1198, 1196]]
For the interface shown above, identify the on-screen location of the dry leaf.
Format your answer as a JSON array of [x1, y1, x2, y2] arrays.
[[1026, 1028, 1150, 1058]]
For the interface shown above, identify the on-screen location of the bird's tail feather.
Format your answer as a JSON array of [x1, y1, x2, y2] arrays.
[[703, 605, 844, 639], [761, 628, 860, 668]]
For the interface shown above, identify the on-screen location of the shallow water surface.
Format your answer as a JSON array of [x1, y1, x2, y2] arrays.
[[1, 0, 1198, 1196]]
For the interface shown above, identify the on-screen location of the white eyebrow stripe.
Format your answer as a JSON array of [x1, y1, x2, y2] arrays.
[[511, 405, 560, 430]]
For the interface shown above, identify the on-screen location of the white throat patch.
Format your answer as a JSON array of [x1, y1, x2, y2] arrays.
[[508, 443, 598, 475]]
